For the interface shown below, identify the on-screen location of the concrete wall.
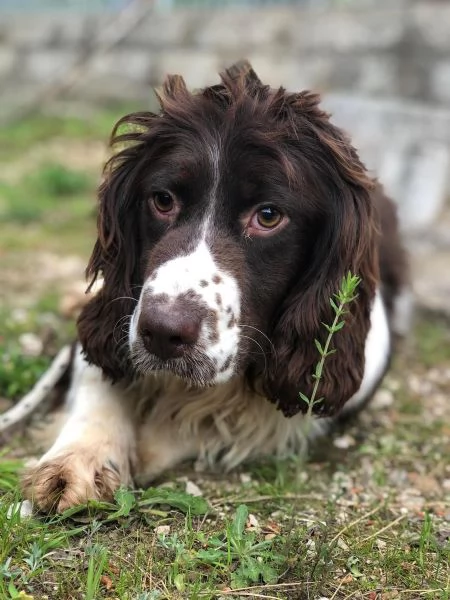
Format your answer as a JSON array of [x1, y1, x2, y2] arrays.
[[2, 3, 450, 106]]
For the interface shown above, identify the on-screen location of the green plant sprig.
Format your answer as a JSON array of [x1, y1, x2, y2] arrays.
[[300, 271, 361, 418]]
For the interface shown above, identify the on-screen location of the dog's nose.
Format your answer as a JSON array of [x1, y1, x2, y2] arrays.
[[138, 305, 202, 360]]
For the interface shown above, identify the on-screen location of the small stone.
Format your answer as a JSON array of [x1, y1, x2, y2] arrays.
[[19, 332, 43, 357], [408, 473, 441, 495], [333, 434, 356, 449], [185, 480, 203, 497], [247, 513, 259, 529], [155, 525, 170, 536], [239, 473, 252, 484], [372, 388, 394, 410], [337, 537, 349, 550], [7, 500, 33, 519], [376, 539, 387, 550], [10, 308, 28, 323]]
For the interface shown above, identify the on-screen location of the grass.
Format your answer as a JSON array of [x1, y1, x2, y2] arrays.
[[0, 105, 144, 164], [0, 111, 449, 599]]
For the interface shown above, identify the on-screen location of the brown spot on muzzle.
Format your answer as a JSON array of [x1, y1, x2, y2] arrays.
[[205, 308, 219, 344], [220, 355, 233, 372], [227, 315, 236, 328]]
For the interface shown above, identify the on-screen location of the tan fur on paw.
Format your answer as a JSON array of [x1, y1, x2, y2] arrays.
[[21, 450, 130, 513]]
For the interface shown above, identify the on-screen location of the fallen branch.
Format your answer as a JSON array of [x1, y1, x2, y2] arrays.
[[0, 345, 72, 434]]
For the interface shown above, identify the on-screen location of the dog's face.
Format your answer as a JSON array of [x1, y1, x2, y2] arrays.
[[126, 107, 312, 386], [78, 63, 379, 417]]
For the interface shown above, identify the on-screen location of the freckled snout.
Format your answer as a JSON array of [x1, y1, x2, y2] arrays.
[[138, 301, 203, 360]]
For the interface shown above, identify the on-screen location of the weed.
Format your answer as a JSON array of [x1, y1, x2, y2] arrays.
[[27, 162, 91, 197], [300, 272, 361, 416], [85, 543, 109, 600], [158, 504, 284, 592], [0, 455, 22, 492], [0, 350, 50, 400]]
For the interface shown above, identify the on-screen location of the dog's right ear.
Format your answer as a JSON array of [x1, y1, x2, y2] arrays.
[[77, 111, 159, 381]]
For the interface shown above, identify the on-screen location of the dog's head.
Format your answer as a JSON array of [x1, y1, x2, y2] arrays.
[[78, 61, 379, 417]]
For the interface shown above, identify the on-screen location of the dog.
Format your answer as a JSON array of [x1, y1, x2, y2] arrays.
[[21, 61, 410, 512]]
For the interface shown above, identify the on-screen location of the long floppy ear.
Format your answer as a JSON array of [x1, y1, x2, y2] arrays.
[[76, 152, 143, 380], [77, 74, 194, 380], [77, 75, 191, 381], [263, 91, 380, 418]]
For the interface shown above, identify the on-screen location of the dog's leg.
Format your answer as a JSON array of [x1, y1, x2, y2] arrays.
[[21, 348, 136, 512], [134, 420, 199, 487]]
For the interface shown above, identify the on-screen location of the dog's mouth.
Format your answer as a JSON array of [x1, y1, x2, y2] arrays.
[[129, 339, 220, 387]]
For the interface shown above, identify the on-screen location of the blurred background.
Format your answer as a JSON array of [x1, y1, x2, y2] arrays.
[[0, 0, 449, 396]]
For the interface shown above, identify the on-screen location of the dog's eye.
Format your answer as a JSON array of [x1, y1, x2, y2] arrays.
[[243, 205, 287, 237], [152, 192, 175, 214], [255, 206, 282, 229]]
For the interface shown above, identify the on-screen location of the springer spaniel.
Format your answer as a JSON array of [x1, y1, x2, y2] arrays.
[[21, 61, 410, 512]]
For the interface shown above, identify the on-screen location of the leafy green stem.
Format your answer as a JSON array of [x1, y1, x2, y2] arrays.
[[300, 272, 361, 419]]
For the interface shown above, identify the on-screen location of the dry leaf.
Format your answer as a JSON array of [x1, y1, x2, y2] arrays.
[[264, 520, 281, 534], [100, 575, 113, 590]]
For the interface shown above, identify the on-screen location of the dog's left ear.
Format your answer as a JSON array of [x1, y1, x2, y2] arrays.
[[263, 91, 380, 418]]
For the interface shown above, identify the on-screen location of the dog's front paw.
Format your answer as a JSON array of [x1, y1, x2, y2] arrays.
[[21, 447, 132, 513]]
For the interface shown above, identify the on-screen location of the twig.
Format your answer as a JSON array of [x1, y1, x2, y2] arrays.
[[211, 493, 323, 507], [223, 593, 281, 599], [342, 591, 363, 600], [202, 582, 312, 595], [0, 345, 72, 434], [360, 514, 406, 543], [330, 577, 346, 600], [329, 503, 383, 547]]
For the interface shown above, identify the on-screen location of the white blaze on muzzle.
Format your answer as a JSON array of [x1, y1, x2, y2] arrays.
[[129, 239, 241, 383]]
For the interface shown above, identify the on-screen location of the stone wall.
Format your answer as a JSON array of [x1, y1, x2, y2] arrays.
[[1, 3, 450, 107]]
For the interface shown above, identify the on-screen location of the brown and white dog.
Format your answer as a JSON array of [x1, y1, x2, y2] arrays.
[[21, 61, 410, 512]]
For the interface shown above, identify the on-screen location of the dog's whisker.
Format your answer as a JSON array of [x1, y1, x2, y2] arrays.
[[238, 324, 277, 369], [116, 331, 131, 348], [240, 334, 268, 376], [113, 314, 132, 342], [239, 324, 273, 350]]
